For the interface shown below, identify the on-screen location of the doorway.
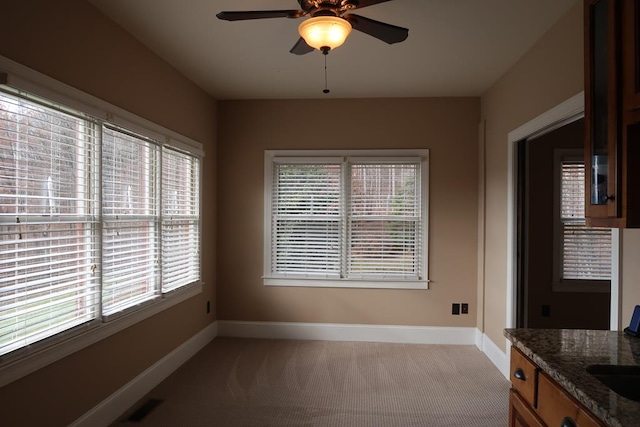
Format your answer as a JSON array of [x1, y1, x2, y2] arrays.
[[505, 92, 620, 331], [516, 118, 610, 329]]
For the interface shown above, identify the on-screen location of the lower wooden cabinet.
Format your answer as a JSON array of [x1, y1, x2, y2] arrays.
[[509, 348, 605, 427], [537, 373, 603, 427], [510, 389, 545, 427]]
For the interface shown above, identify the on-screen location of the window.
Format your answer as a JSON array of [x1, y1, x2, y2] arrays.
[[0, 86, 201, 360], [264, 150, 428, 289], [0, 91, 101, 357], [553, 150, 611, 291]]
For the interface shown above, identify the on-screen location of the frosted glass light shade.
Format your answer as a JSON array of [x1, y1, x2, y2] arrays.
[[298, 16, 352, 51]]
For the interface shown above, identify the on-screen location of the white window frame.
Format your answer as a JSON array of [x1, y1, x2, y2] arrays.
[[552, 149, 610, 293], [264, 149, 429, 289], [0, 56, 203, 387]]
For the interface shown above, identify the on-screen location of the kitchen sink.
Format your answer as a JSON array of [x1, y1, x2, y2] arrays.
[[586, 365, 640, 402]]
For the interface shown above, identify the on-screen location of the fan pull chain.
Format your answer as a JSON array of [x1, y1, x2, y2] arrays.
[[323, 49, 330, 94]]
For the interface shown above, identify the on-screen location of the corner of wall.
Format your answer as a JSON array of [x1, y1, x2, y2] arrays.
[[70, 322, 218, 427]]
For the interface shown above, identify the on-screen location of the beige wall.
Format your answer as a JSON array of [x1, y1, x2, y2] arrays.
[[0, 1, 217, 426], [217, 98, 480, 327], [480, 2, 585, 350]]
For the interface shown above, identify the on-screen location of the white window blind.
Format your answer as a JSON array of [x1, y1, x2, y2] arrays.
[[0, 84, 202, 361], [101, 126, 160, 317], [0, 91, 100, 357], [559, 161, 611, 280], [272, 161, 342, 277], [348, 162, 421, 279], [162, 147, 200, 292], [266, 152, 428, 288]]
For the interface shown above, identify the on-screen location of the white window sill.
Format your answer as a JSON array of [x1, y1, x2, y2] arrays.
[[264, 277, 429, 290], [0, 282, 202, 388]]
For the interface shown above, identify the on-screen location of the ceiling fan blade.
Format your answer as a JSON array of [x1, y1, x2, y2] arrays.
[[350, 0, 393, 10], [296, 0, 391, 11], [290, 37, 315, 55], [343, 14, 408, 44], [216, 10, 303, 21]]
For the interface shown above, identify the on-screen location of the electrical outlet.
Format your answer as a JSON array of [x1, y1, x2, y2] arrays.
[[206, 301, 211, 314], [461, 303, 469, 314], [452, 303, 460, 315], [542, 305, 551, 317]]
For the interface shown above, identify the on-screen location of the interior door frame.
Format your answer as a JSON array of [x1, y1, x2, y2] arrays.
[[505, 92, 621, 331]]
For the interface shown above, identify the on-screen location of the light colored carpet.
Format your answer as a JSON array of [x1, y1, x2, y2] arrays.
[[114, 338, 509, 426]]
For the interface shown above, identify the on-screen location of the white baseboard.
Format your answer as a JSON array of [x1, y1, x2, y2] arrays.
[[218, 321, 510, 377], [475, 331, 509, 379], [217, 320, 477, 345], [475, 328, 484, 350], [70, 321, 218, 427]]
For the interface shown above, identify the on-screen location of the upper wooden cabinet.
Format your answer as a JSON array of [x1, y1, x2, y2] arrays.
[[584, 0, 640, 227], [623, 0, 640, 111]]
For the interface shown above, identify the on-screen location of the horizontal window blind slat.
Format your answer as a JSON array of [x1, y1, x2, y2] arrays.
[[101, 294, 158, 318], [0, 277, 98, 303], [0, 315, 96, 356], [0, 288, 99, 321]]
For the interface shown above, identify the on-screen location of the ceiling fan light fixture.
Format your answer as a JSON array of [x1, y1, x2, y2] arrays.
[[298, 16, 352, 51]]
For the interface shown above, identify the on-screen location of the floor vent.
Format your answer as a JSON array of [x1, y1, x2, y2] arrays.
[[126, 398, 163, 422]]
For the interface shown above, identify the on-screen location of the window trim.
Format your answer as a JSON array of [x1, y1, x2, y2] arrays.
[[264, 149, 429, 290], [551, 148, 610, 293], [0, 55, 204, 387]]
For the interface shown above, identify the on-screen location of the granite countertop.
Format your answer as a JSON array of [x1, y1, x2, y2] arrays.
[[504, 329, 640, 427]]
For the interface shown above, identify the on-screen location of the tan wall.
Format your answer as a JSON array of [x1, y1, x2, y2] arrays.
[[480, 2, 585, 350], [217, 98, 480, 326], [0, 1, 217, 426]]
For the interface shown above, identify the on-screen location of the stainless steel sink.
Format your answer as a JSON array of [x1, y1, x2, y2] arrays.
[[586, 365, 640, 402]]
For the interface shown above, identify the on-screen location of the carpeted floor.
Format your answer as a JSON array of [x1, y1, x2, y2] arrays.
[[113, 338, 509, 426]]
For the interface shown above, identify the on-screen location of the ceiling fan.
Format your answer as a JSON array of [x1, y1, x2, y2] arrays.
[[216, 0, 409, 55]]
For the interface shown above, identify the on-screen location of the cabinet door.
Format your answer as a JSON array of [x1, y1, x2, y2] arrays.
[[509, 389, 544, 427], [584, 0, 620, 221], [537, 373, 604, 427], [623, 0, 640, 111]]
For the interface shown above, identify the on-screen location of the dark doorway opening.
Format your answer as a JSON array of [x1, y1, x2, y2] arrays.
[[515, 118, 611, 329]]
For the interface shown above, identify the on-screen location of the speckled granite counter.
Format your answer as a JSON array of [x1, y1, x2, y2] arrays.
[[504, 329, 640, 427]]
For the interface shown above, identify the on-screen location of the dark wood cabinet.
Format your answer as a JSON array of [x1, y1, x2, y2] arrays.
[[584, 0, 640, 227], [508, 348, 604, 427], [623, 0, 640, 111], [584, 0, 621, 225], [509, 389, 544, 427]]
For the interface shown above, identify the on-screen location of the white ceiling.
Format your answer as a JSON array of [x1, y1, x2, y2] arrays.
[[88, 0, 579, 100]]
